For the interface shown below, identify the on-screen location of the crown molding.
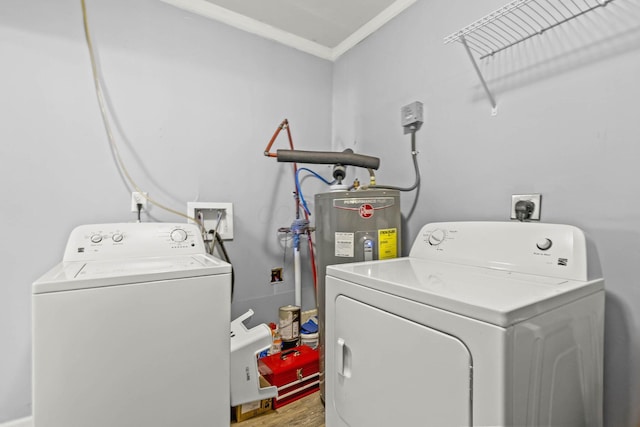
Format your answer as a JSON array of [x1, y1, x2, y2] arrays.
[[160, 0, 416, 62]]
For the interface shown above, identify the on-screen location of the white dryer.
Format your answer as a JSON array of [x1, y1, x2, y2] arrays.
[[32, 223, 231, 427], [325, 221, 604, 427]]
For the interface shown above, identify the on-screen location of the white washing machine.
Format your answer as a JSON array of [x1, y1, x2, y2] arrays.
[[325, 221, 604, 427], [32, 223, 231, 427]]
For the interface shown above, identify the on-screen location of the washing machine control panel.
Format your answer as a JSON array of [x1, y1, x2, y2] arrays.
[[410, 222, 589, 281], [170, 228, 189, 242], [63, 223, 207, 261], [536, 238, 553, 251], [427, 229, 446, 246]]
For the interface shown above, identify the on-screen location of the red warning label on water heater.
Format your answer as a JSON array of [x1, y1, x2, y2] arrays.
[[333, 197, 395, 219]]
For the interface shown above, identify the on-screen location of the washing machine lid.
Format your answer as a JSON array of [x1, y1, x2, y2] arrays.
[[326, 258, 603, 327], [33, 253, 231, 294]]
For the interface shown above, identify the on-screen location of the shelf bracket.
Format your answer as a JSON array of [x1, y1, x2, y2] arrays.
[[460, 36, 497, 116]]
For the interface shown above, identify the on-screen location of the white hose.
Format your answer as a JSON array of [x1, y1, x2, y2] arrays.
[[294, 247, 301, 307]]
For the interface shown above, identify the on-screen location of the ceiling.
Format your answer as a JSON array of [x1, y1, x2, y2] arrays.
[[160, 0, 417, 61]]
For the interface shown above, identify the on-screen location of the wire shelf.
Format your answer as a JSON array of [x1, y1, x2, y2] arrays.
[[445, 0, 614, 59], [443, 0, 614, 115]]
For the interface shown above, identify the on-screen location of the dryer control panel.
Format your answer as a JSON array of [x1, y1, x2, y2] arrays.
[[410, 222, 589, 281], [63, 223, 206, 261]]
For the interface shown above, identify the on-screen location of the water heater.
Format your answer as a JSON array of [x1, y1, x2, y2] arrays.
[[315, 189, 402, 400]]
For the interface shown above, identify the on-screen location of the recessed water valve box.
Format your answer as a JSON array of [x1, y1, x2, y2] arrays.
[[187, 202, 234, 240], [401, 101, 424, 130]]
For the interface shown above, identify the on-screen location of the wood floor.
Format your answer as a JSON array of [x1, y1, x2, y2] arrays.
[[233, 392, 325, 427]]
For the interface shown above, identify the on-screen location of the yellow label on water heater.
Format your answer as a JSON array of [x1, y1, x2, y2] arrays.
[[378, 228, 398, 260]]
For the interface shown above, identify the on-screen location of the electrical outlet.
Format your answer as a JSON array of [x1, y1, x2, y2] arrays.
[[187, 202, 234, 240], [131, 192, 148, 212], [511, 194, 541, 221]]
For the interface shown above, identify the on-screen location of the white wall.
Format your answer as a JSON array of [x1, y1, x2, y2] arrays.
[[333, 1, 640, 426], [0, 0, 331, 421]]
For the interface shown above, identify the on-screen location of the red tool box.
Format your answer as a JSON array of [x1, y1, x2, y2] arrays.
[[257, 346, 319, 409]]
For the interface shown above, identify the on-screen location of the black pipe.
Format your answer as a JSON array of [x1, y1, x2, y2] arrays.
[[214, 232, 234, 301], [276, 148, 380, 170]]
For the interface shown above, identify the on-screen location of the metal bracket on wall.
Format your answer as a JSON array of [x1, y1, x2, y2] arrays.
[[460, 35, 497, 116]]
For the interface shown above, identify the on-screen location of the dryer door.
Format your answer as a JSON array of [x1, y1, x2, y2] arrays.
[[333, 295, 472, 426]]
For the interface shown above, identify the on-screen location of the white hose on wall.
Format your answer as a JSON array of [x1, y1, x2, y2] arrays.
[[294, 247, 302, 307]]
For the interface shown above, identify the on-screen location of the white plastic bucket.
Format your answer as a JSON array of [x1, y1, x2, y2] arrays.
[[300, 332, 319, 349]]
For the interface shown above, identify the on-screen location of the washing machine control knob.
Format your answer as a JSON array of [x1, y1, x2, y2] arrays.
[[112, 233, 124, 243], [428, 229, 446, 246], [90, 234, 103, 244], [536, 238, 553, 251], [170, 228, 188, 242]]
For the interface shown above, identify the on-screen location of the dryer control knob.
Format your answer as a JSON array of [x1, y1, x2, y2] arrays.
[[536, 238, 553, 251], [428, 229, 446, 246], [112, 233, 124, 243], [90, 234, 103, 244], [170, 228, 188, 242]]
